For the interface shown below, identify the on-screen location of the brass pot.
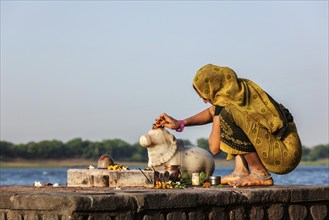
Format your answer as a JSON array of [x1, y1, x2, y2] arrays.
[[164, 165, 182, 181]]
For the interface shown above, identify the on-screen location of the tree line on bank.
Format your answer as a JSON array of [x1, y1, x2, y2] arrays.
[[0, 138, 328, 162]]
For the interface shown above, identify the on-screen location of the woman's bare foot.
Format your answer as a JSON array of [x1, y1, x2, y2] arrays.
[[221, 172, 249, 185], [221, 155, 250, 185], [228, 172, 273, 187]]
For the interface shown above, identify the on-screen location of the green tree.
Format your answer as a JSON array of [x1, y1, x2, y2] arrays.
[[308, 144, 329, 161], [110, 139, 129, 159], [196, 138, 227, 159], [2, 135, 327, 163], [131, 142, 148, 162], [82, 141, 101, 159], [26, 142, 39, 159], [196, 138, 209, 150], [14, 144, 29, 158], [0, 141, 15, 160], [301, 145, 311, 161], [181, 139, 193, 146], [36, 140, 64, 159], [65, 138, 86, 157]]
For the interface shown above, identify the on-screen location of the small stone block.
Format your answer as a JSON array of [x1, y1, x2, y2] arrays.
[[0, 212, 8, 220], [166, 211, 187, 220], [310, 205, 328, 220], [288, 205, 308, 220], [208, 208, 227, 220], [268, 204, 285, 220], [249, 206, 264, 220], [188, 211, 206, 220], [67, 169, 155, 187], [229, 207, 246, 220], [143, 213, 165, 220]]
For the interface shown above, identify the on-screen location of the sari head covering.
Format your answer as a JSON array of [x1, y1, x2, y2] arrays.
[[193, 64, 285, 134]]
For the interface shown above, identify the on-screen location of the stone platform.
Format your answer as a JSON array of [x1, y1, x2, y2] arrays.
[[0, 185, 328, 220], [67, 169, 155, 187]]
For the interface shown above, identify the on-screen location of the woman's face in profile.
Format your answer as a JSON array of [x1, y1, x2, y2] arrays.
[[193, 86, 212, 104]]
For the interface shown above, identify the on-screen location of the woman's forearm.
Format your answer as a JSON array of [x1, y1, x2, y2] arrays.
[[184, 107, 213, 126], [182, 106, 221, 155], [209, 115, 221, 155]]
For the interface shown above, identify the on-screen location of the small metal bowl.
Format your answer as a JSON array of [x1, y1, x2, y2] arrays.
[[208, 176, 221, 186]]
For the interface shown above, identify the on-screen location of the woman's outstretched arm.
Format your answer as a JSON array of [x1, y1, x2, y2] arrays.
[[184, 106, 214, 126], [157, 106, 214, 130]]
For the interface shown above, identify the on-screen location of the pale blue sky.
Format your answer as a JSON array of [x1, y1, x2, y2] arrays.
[[1, 1, 328, 147]]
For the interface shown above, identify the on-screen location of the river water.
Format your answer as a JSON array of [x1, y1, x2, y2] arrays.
[[0, 166, 328, 186]]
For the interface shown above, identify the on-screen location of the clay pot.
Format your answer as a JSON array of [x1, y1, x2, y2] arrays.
[[97, 153, 114, 169]]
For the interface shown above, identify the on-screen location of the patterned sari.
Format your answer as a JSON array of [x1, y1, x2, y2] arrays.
[[193, 64, 302, 174]]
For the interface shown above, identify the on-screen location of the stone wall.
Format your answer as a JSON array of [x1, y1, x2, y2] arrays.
[[0, 185, 328, 220]]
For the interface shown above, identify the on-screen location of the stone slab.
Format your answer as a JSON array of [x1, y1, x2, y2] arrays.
[[67, 169, 155, 188], [1, 185, 328, 220]]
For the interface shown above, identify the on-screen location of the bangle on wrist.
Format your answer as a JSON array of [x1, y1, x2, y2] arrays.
[[175, 120, 185, 132]]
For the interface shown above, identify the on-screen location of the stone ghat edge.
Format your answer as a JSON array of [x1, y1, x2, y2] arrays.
[[0, 185, 328, 220]]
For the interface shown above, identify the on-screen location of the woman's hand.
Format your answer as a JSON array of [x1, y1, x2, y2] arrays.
[[154, 107, 216, 131], [155, 113, 180, 130]]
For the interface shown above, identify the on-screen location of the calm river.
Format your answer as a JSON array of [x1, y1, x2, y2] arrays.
[[0, 166, 328, 186]]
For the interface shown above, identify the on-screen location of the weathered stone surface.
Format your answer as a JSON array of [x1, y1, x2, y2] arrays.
[[75, 194, 136, 211], [5, 211, 61, 220], [0, 194, 13, 209], [72, 212, 136, 220], [290, 186, 329, 202], [268, 204, 285, 220], [137, 191, 192, 210], [6, 211, 24, 220], [208, 207, 228, 220], [143, 212, 165, 220], [190, 188, 248, 206], [1, 185, 329, 220], [228, 207, 246, 219], [241, 187, 291, 204], [310, 204, 328, 220], [288, 204, 308, 220], [1, 192, 76, 212], [126, 188, 250, 212], [166, 211, 187, 220], [249, 206, 264, 220], [188, 210, 207, 220], [67, 169, 155, 188], [0, 212, 7, 220]]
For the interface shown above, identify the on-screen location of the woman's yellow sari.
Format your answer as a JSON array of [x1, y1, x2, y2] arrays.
[[193, 64, 302, 174]]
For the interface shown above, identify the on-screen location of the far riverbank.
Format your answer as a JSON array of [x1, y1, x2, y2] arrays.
[[0, 158, 328, 168]]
